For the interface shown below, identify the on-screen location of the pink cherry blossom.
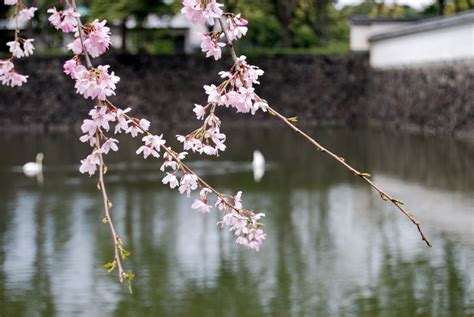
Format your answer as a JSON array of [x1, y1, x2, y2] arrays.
[[18, 7, 38, 22], [0, 60, 14, 77], [61, 8, 80, 33], [67, 38, 83, 55], [101, 138, 119, 154], [181, 0, 223, 25], [89, 106, 115, 131], [47, 7, 80, 33], [79, 134, 97, 147], [74, 65, 120, 100], [83, 20, 111, 58], [136, 134, 165, 159], [193, 104, 206, 120], [81, 119, 98, 136], [226, 14, 248, 42], [126, 118, 150, 137], [22, 39, 35, 57], [203, 0, 223, 25], [199, 33, 225, 60], [2, 71, 28, 87], [204, 84, 222, 104], [114, 107, 131, 134], [79, 150, 102, 176], [162, 173, 179, 189], [191, 199, 211, 213], [4, 0, 17, 5], [7, 41, 23, 58], [179, 174, 199, 197], [63, 58, 86, 79]]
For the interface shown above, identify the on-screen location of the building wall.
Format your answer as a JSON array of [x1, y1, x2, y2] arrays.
[[350, 23, 415, 51], [370, 22, 474, 68]]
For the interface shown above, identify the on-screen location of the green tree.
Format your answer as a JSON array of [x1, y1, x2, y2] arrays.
[[269, 0, 298, 47], [90, 0, 174, 52]]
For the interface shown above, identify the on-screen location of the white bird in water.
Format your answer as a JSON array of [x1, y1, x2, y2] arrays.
[[23, 153, 44, 184], [252, 150, 265, 182]]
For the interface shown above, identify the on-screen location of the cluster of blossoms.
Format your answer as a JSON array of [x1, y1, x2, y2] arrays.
[[48, 7, 118, 101], [48, 0, 266, 253], [1, 0, 37, 87], [212, 56, 268, 115], [177, 56, 268, 156], [181, 0, 223, 25], [225, 13, 248, 42], [196, 13, 248, 61], [177, 108, 226, 156], [216, 191, 267, 251], [179, 1, 268, 157]]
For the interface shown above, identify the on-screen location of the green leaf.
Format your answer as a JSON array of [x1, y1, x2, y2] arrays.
[[102, 262, 116, 273], [119, 245, 131, 260]]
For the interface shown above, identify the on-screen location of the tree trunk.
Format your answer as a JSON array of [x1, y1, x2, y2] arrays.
[[453, 0, 461, 12], [271, 0, 297, 48], [438, 0, 446, 15], [467, 0, 473, 9], [121, 19, 128, 53], [312, 0, 330, 41]]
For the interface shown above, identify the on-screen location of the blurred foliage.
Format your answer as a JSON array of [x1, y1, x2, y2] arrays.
[[1, 0, 473, 55]]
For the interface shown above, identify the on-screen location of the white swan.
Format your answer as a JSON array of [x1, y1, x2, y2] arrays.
[[252, 150, 265, 182], [23, 153, 44, 184]]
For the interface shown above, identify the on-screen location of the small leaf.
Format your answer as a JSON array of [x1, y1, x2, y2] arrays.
[[119, 245, 131, 260], [128, 281, 133, 294], [394, 199, 404, 205], [360, 173, 371, 178], [102, 216, 109, 224], [102, 262, 115, 273], [107, 200, 113, 210], [123, 271, 135, 294], [287, 117, 298, 122]]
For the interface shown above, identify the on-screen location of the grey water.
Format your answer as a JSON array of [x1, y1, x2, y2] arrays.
[[0, 127, 473, 317]]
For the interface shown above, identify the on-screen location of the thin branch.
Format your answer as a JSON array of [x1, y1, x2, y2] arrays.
[[96, 133, 125, 282], [69, 0, 93, 68], [218, 17, 432, 247]]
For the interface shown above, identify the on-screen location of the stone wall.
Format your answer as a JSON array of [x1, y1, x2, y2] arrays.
[[0, 53, 472, 138], [365, 63, 474, 138]]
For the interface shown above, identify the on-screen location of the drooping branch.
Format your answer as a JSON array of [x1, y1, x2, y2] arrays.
[[96, 133, 126, 283], [217, 17, 431, 247]]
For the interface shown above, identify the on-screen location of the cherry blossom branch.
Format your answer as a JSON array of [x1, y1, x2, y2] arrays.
[[181, 1, 431, 247], [218, 16, 431, 247], [45, 1, 267, 291]]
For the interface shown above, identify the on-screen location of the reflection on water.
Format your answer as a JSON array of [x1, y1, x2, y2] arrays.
[[0, 127, 473, 317]]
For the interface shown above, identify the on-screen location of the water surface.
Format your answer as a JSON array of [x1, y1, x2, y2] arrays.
[[0, 127, 473, 317]]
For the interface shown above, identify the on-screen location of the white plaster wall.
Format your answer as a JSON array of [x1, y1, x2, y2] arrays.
[[350, 25, 371, 51], [350, 23, 414, 51], [370, 22, 474, 68]]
